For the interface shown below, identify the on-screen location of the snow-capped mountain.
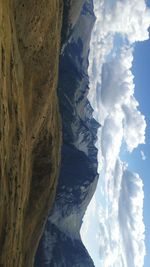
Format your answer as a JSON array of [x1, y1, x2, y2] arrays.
[[35, 1, 99, 266]]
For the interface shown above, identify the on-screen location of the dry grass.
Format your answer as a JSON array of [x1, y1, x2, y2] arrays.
[[0, 0, 63, 266]]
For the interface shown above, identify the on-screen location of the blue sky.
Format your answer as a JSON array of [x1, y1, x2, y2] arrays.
[[125, 37, 150, 267], [112, 36, 150, 267], [120, 33, 150, 267], [81, 1, 150, 266]]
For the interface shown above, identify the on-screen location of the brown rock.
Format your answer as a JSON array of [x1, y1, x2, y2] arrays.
[[0, 0, 63, 266]]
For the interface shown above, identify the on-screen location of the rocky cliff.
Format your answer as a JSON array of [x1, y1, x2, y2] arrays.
[[0, 1, 63, 266], [35, 1, 99, 266]]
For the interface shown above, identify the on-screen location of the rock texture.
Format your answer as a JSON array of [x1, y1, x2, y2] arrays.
[[61, 0, 86, 46], [0, 1, 63, 266]]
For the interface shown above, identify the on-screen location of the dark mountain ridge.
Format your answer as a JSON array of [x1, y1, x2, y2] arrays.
[[35, 1, 99, 266]]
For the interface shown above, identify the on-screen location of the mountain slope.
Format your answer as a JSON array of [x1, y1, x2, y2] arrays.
[[0, 1, 63, 266], [35, 1, 99, 266]]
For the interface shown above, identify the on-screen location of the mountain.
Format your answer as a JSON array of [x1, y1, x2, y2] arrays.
[[0, 1, 63, 266], [61, 0, 86, 45], [35, 1, 99, 266]]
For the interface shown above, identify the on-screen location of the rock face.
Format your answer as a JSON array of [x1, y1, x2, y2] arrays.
[[0, 1, 63, 266], [35, 1, 99, 266], [61, 0, 86, 46]]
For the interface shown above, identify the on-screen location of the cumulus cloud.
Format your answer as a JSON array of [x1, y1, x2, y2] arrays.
[[88, 0, 150, 109], [98, 45, 146, 156], [81, 0, 150, 266], [94, 0, 150, 43], [101, 109, 123, 170], [81, 161, 146, 267], [101, 48, 134, 111], [119, 169, 145, 267], [97, 0, 150, 43], [123, 101, 146, 152]]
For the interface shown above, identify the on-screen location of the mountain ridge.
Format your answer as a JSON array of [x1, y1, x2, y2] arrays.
[[35, 1, 99, 266]]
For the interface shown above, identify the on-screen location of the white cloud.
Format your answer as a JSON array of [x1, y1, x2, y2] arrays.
[[81, 0, 150, 266], [101, 109, 123, 165], [81, 161, 146, 267], [97, 161, 146, 267], [119, 169, 145, 267], [94, 0, 150, 43], [141, 150, 146, 161], [96, 46, 146, 154], [88, 0, 150, 109], [123, 101, 146, 152], [101, 47, 134, 110]]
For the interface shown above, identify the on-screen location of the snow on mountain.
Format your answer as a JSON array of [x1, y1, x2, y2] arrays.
[[35, 1, 99, 266]]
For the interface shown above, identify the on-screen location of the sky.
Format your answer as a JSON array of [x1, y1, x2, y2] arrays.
[[127, 37, 150, 267], [80, 0, 150, 267]]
